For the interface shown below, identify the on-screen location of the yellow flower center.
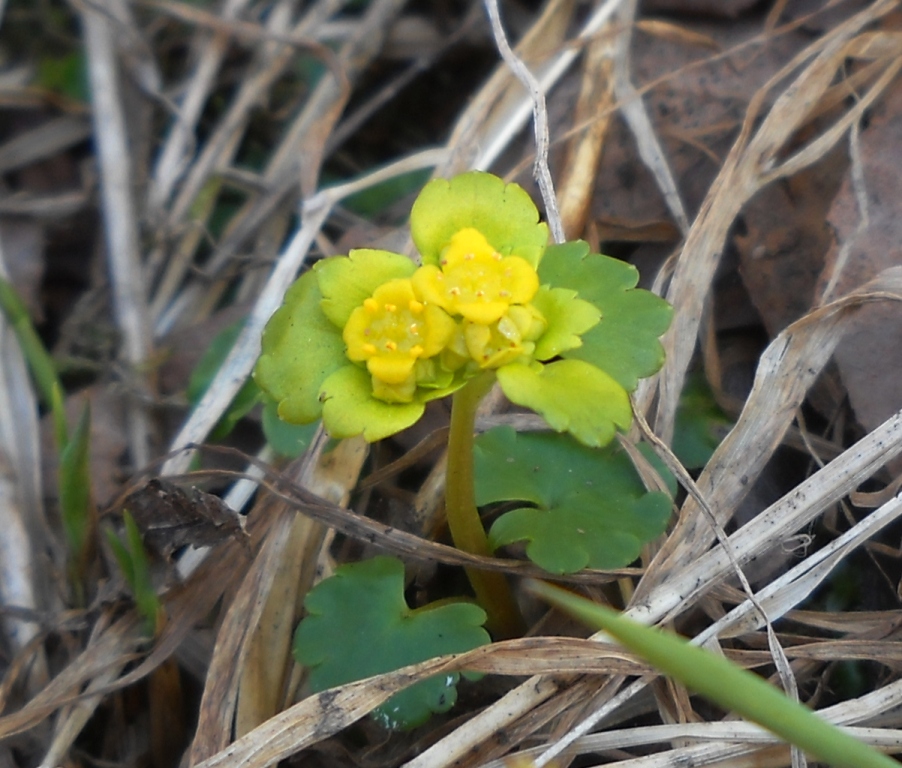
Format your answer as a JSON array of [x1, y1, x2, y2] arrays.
[[343, 278, 456, 402], [412, 228, 539, 325]]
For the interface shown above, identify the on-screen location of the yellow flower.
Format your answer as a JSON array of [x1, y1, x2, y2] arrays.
[[412, 228, 539, 325], [462, 304, 547, 369], [343, 278, 457, 402]]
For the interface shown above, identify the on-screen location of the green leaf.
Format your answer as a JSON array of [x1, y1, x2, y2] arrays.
[[315, 250, 415, 328], [254, 271, 347, 425], [529, 581, 899, 768], [106, 511, 163, 637], [261, 397, 319, 457], [319, 365, 425, 441], [294, 557, 489, 730], [497, 359, 632, 447], [59, 404, 93, 559], [410, 172, 549, 268], [187, 318, 262, 439], [477, 428, 671, 574], [539, 242, 673, 391], [673, 373, 732, 470], [531, 286, 600, 361]]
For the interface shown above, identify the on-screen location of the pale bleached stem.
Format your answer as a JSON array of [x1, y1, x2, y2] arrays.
[[82, 0, 153, 468]]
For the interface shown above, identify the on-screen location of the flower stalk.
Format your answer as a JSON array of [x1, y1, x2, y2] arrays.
[[445, 373, 523, 638]]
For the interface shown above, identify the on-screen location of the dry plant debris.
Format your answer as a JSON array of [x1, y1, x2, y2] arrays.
[[2, 1, 902, 767]]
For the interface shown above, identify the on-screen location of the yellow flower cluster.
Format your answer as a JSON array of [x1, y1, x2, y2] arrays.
[[342, 228, 547, 403]]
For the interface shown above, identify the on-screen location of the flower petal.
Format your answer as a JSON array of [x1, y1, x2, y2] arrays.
[[411, 229, 539, 324], [410, 172, 548, 268], [254, 271, 347, 424], [342, 278, 457, 389]]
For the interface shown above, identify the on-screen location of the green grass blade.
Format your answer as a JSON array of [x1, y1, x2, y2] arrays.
[[108, 511, 163, 637], [528, 580, 899, 768], [59, 403, 93, 560], [0, 276, 68, 447]]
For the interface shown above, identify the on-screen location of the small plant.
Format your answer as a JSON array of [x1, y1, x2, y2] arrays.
[[255, 171, 672, 725]]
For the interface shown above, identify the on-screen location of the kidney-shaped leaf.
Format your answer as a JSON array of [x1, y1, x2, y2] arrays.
[[476, 427, 672, 574], [294, 556, 489, 730], [538, 241, 673, 391]]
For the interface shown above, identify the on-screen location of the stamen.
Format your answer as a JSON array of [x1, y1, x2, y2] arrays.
[[493, 251, 503, 261], [499, 290, 511, 298], [384, 303, 397, 313], [449, 286, 461, 296], [464, 252, 475, 261], [409, 345, 424, 358], [409, 299, 424, 314], [475, 290, 485, 298], [363, 343, 377, 355], [384, 340, 398, 351], [409, 323, 419, 335]]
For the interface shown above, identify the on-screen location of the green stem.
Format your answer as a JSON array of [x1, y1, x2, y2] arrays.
[[446, 373, 523, 638]]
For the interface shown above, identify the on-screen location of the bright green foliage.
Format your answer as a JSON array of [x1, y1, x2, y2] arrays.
[[294, 557, 489, 730], [531, 287, 600, 360], [411, 172, 548, 267], [255, 271, 349, 425], [59, 404, 93, 564], [186, 317, 320, 453], [539, 241, 673, 392], [187, 318, 262, 439], [673, 373, 733, 469], [476, 427, 671, 574], [318, 365, 429, 441], [256, 172, 669, 447], [316, 249, 416, 327], [530, 581, 899, 768], [497, 360, 631, 448], [106, 511, 163, 637]]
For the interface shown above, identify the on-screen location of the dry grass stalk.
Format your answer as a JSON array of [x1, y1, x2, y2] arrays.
[[82, 0, 154, 468]]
